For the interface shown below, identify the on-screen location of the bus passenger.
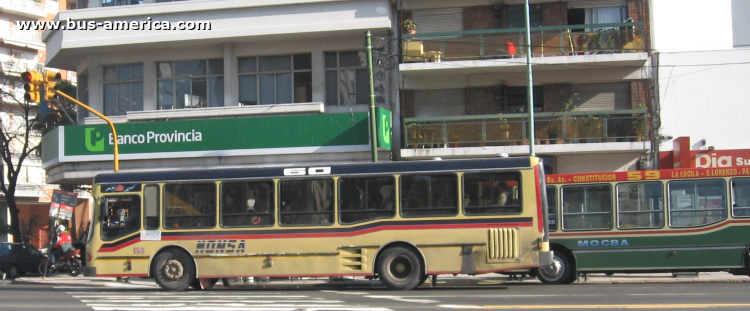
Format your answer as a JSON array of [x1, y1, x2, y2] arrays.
[[496, 181, 510, 206]]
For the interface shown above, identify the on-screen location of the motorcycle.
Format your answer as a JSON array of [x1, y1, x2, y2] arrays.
[[38, 248, 82, 277]]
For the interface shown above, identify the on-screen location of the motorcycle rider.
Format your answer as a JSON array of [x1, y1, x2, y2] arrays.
[[50, 225, 73, 264]]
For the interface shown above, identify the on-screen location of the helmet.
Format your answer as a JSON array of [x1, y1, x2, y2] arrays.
[[56, 225, 65, 234]]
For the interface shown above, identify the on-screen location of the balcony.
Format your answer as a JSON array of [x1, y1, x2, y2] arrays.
[[403, 110, 649, 150], [403, 22, 645, 61], [400, 22, 649, 88], [0, 54, 44, 76], [0, 24, 44, 50], [0, 0, 46, 19]]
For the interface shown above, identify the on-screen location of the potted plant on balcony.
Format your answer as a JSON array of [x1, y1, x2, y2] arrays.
[[546, 124, 561, 144], [631, 103, 649, 141], [403, 19, 417, 34]]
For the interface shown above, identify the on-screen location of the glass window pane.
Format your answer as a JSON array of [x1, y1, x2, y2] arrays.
[[276, 73, 292, 104], [463, 172, 522, 215], [546, 186, 558, 231], [157, 62, 173, 79], [175, 60, 205, 77], [355, 69, 369, 105], [157, 80, 174, 109], [238, 57, 256, 74], [617, 182, 664, 229], [280, 179, 333, 226], [293, 53, 311, 70], [238, 75, 257, 105], [164, 183, 216, 229], [221, 181, 274, 227], [325, 71, 338, 105], [209, 77, 224, 107], [176, 78, 191, 109], [668, 179, 727, 227], [293, 72, 311, 103], [259, 74, 275, 105], [340, 51, 364, 67], [103, 83, 117, 116], [339, 176, 395, 224], [401, 174, 458, 217], [117, 65, 131, 81], [131, 64, 143, 80], [562, 185, 613, 230], [732, 178, 750, 217], [116, 83, 132, 115], [208, 59, 224, 75], [190, 78, 207, 108], [260, 56, 291, 72], [325, 52, 337, 69], [103, 66, 117, 82], [100, 196, 141, 240]]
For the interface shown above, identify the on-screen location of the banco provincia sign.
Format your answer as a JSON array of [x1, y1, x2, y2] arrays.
[[42, 109, 392, 168]]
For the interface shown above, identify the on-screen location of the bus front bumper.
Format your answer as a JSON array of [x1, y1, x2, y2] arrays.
[[539, 250, 554, 268], [83, 267, 96, 277]]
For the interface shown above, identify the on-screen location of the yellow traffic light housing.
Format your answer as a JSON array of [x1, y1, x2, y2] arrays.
[[21, 71, 43, 103], [44, 70, 62, 101]]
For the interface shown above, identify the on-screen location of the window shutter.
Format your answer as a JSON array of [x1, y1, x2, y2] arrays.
[[412, 8, 463, 33], [414, 89, 466, 117], [570, 82, 631, 111], [568, 0, 626, 9]]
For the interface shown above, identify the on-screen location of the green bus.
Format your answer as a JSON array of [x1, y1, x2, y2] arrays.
[[538, 166, 750, 284]]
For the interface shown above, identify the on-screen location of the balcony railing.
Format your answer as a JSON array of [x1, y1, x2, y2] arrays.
[[0, 54, 44, 75], [404, 110, 649, 149], [402, 22, 645, 62], [0, 24, 43, 46], [0, 0, 46, 18]]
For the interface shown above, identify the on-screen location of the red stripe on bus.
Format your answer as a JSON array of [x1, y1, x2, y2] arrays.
[[534, 166, 544, 233], [550, 219, 750, 237], [98, 221, 533, 253]]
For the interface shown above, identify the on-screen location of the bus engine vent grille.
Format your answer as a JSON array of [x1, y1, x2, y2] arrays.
[[486, 228, 519, 261]]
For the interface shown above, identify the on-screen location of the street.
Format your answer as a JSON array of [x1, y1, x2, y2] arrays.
[[2, 272, 750, 310]]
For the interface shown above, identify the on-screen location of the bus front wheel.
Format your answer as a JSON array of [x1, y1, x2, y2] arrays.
[[377, 246, 424, 290], [537, 252, 575, 284], [154, 249, 195, 291]]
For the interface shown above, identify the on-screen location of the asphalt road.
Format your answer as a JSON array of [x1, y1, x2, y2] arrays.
[[3, 273, 750, 310]]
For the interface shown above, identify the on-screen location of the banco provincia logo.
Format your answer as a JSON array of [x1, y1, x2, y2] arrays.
[[85, 128, 105, 152]]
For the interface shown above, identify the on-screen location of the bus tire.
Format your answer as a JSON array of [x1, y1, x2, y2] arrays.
[[377, 246, 424, 290], [537, 252, 575, 284], [154, 249, 195, 291]]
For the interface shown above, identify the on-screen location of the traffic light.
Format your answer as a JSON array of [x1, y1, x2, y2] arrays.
[[44, 70, 62, 101], [21, 71, 43, 103]]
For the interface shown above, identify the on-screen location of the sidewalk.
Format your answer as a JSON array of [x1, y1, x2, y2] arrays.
[[5, 271, 749, 288]]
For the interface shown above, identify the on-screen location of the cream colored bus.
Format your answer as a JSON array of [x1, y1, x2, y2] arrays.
[[83, 157, 552, 291]]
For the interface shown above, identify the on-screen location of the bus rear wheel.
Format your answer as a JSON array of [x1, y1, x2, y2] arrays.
[[537, 252, 575, 284], [154, 250, 195, 291], [377, 246, 424, 290]]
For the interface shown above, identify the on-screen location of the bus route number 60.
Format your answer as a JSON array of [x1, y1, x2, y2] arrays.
[[284, 167, 332, 176]]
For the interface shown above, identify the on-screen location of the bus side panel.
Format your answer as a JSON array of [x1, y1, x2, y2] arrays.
[[555, 225, 749, 271]]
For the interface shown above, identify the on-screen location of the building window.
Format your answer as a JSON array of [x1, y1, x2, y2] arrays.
[[238, 54, 311, 105], [157, 59, 224, 109], [506, 86, 543, 113], [101, 0, 141, 6], [103, 64, 143, 116], [325, 51, 386, 106], [77, 73, 88, 122], [506, 4, 542, 29]]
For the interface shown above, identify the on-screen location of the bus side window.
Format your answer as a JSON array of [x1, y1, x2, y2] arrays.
[[562, 185, 613, 231], [280, 179, 333, 226], [144, 185, 159, 230], [546, 186, 558, 231], [731, 178, 750, 217], [339, 176, 395, 224], [463, 172, 522, 215], [401, 174, 458, 217]]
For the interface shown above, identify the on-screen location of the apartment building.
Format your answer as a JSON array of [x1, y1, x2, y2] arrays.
[[0, 0, 82, 244], [39, 0, 750, 186]]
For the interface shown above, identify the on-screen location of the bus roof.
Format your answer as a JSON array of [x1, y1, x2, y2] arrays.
[[94, 156, 538, 184], [546, 166, 750, 185]]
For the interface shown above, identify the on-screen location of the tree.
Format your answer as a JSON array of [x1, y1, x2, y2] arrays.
[[0, 68, 77, 243]]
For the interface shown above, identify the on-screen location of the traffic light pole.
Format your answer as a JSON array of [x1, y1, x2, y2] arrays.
[[54, 90, 120, 172]]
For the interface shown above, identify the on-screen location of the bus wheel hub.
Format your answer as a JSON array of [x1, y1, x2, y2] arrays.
[[164, 259, 184, 280]]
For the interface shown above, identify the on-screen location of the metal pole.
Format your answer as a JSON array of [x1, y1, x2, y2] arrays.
[[54, 90, 120, 172], [366, 31, 379, 163], [525, 0, 536, 156]]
